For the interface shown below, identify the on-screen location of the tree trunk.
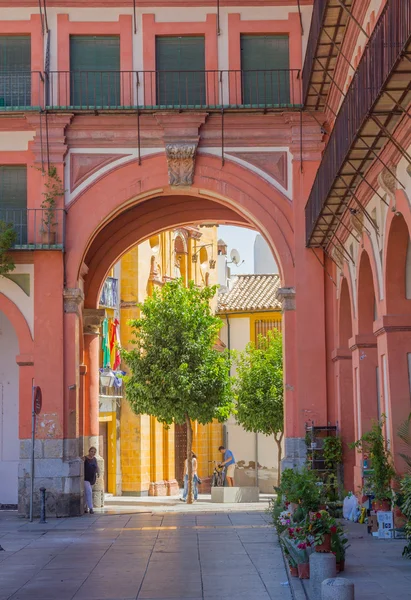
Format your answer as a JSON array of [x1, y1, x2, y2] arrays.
[[185, 413, 193, 504], [274, 431, 284, 488]]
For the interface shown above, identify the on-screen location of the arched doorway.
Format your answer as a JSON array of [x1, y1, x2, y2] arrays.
[[0, 310, 19, 506]]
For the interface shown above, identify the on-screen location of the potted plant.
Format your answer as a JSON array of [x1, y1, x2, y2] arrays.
[[352, 416, 396, 510], [39, 165, 65, 244], [281, 530, 311, 579], [308, 510, 337, 553], [323, 436, 343, 469], [400, 474, 411, 559], [0, 220, 17, 276], [331, 523, 349, 571]]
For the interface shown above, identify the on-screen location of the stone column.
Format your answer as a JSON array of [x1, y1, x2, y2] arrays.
[[83, 308, 106, 508], [332, 349, 355, 492], [278, 287, 307, 469]]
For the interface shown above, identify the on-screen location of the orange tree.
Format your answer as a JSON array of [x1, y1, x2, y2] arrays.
[[121, 279, 232, 503]]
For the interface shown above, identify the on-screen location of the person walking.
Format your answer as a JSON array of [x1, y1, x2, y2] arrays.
[[218, 445, 236, 487], [83, 446, 99, 514], [181, 452, 199, 502]]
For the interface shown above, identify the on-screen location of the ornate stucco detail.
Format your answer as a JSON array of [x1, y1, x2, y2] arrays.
[[277, 287, 296, 311], [332, 243, 345, 269], [83, 308, 106, 335], [350, 210, 364, 235], [63, 288, 84, 315], [165, 143, 197, 186], [378, 165, 397, 205]]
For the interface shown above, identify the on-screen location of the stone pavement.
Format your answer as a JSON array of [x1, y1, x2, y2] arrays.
[[0, 509, 291, 600], [291, 521, 411, 600]]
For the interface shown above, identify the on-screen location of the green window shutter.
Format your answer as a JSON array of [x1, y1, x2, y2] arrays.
[[0, 166, 28, 244], [240, 35, 290, 106], [156, 36, 205, 107], [0, 36, 31, 108], [70, 36, 120, 108]]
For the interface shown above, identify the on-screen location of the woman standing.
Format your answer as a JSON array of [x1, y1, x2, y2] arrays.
[[181, 452, 199, 502], [83, 447, 99, 514]]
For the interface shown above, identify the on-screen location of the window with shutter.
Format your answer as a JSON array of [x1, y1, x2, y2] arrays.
[[70, 36, 120, 108], [240, 35, 290, 106], [0, 166, 27, 244], [155, 36, 205, 107], [254, 318, 282, 346], [0, 36, 31, 109]]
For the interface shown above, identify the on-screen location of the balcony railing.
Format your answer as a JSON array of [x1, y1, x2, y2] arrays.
[[99, 276, 119, 308], [0, 71, 43, 111], [302, 0, 327, 104], [44, 69, 301, 110], [305, 0, 411, 245], [0, 208, 65, 249]]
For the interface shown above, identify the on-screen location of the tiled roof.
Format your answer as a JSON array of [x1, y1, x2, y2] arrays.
[[217, 274, 282, 313]]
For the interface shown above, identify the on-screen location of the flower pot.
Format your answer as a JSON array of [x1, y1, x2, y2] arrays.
[[315, 533, 331, 553], [289, 566, 298, 577], [298, 563, 310, 579], [372, 499, 391, 512], [40, 229, 56, 245], [336, 559, 345, 573]]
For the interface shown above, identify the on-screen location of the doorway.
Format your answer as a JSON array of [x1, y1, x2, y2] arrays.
[[99, 421, 108, 493]]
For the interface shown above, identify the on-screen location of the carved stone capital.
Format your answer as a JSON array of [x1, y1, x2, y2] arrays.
[[378, 166, 396, 203], [277, 287, 296, 311], [165, 142, 197, 186], [83, 308, 106, 335], [63, 288, 84, 315]]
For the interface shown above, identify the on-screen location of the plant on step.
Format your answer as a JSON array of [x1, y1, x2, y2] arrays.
[[351, 415, 396, 503], [306, 510, 337, 547], [38, 165, 65, 231], [0, 220, 17, 276], [331, 522, 349, 563], [400, 474, 411, 559], [323, 436, 343, 469], [280, 528, 312, 565], [277, 467, 322, 516]]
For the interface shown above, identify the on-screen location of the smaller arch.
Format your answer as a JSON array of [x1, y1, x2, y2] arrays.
[[357, 249, 377, 334], [384, 205, 411, 314], [0, 293, 34, 358], [338, 278, 353, 348]]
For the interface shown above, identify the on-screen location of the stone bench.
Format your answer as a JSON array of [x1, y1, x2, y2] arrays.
[[211, 486, 259, 503]]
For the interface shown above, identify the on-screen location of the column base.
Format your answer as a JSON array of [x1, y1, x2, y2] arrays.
[[18, 452, 84, 518], [165, 479, 179, 496], [281, 437, 307, 471], [148, 481, 168, 496]]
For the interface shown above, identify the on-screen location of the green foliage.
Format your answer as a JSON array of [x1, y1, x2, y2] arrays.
[[233, 330, 283, 484], [351, 415, 395, 501], [39, 165, 65, 228], [323, 436, 343, 469], [401, 475, 411, 559], [233, 330, 283, 436], [121, 279, 233, 426], [331, 522, 349, 561], [0, 221, 17, 276], [277, 467, 321, 515], [398, 412, 411, 473]]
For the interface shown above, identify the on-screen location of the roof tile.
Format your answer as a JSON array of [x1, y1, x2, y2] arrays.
[[217, 274, 281, 313]]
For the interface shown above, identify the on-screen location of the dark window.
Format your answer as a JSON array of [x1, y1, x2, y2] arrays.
[[156, 36, 205, 107], [240, 35, 290, 106], [0, 166, 27, 244], [0, 36, 31, 108], [70, 36, 120, 108]]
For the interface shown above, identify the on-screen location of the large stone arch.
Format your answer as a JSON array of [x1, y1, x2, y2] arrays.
[[64, 153, 295, 300], [0, 293, 33, 358], [357, 248, 378, 335]]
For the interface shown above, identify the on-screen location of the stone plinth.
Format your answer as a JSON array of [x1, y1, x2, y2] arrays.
[[211, 486, 259, 503], [310, 553, 336, 598], [322, 578, 355, 600]]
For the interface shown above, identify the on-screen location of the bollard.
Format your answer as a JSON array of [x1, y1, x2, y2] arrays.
[[310, 552, 336, 598], [39, 487, 47, 524], [321, 577, 355, 600]]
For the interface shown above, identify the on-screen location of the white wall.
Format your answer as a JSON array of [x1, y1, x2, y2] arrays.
[[254, 234, 278, 274], [0, 311, 19, 505]]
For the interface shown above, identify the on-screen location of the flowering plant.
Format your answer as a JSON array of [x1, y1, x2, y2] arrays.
[[307, 510, 337, 546], [278, 510, 292, 526], [330, 522, 349, 561], [280, 529, 312, 565]]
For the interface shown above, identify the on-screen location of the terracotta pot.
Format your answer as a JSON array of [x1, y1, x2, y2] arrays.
[[339, 560, 345, 572], [289, 566, 298, 577], [315, 533, 331, 553], [40, 229, 56, 245], [372, 499, 391, 512], [298, 563, 310, 579]]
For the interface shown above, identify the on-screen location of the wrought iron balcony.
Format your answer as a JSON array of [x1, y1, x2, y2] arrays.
[[0, 71, 43, 111], [302, 0, 352, 110], [306, 0, 411, 247], [0, 208, 65, 249], [45, 69, 301, 111], [99, 277, 119, 308]]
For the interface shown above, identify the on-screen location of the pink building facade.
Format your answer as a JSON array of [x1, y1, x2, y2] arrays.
[[0, 0, 409, 514]]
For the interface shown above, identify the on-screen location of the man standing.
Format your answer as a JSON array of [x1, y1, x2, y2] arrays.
[[218, 445, 235, 487]]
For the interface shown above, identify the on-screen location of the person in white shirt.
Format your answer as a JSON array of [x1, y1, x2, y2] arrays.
[[181, 452, 199, 502]]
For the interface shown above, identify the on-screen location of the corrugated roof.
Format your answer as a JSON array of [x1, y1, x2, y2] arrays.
[[217, 274, 282, 313]]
